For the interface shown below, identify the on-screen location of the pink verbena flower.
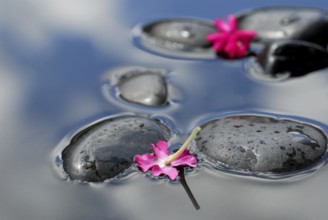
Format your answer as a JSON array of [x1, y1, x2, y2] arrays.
[[206, 15, 256, 59], [135, 141, 197, 180]]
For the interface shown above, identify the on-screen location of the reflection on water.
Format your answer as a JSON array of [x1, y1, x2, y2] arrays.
[[1, 0, 328, 220]]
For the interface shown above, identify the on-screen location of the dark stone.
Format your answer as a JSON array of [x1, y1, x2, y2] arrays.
[[237, 7, 328, 47], [196, 115, 327, 174], [255, 40, 328, 78], [62, 116, 170, 182], [118, 71, 168, 106]]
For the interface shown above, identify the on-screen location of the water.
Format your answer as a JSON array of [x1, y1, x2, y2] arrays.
[[1, 0, 328, 219]]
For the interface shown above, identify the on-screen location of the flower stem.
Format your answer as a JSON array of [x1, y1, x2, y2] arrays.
[[178, 167, 200, 210], [165, 126, 201, 165]]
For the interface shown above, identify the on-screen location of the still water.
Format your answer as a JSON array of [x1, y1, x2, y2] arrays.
[[1, 0, 328, 219]]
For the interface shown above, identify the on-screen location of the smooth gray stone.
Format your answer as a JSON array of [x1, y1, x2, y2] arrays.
[[237, 7, 328, 47], [62, 116, 170, 182], [196, 115, 327, 173], [142, 18, 216, 51], [118, 72, 167, 106]]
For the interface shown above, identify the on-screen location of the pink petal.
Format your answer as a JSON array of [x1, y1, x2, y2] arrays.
[[214, 19, 230, 33], [171, 154, 197, 167], [135, 154, 156, 172], [156, 141, 169, 152], [240, 30, 257, 39], [209, 15, 257, 59], [151, 165, 179, 180], [227, 15, 237, 32], [224, 41, 237, 59], [236, 45, 246, 58], [235, 31, 256, 42], [151, 141, 169, 160], [211, 33, 228, 51], [177, 149, 189, 158], [206, 33, 224, 43], [235, 31, 256, 47], [212, 41, 226, 52]]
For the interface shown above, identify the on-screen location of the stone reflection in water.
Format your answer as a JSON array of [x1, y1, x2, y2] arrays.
[[134, 18, 217, 59], [62, 115, 171, 182], [196, 115, 327, 174]]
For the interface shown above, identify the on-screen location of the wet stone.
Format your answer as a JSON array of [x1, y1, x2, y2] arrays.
[[136, 18, 216, 59], [196, 115, 327, 174], [255, 40, 328, 78], [62, 116, 170, 182], [118, 71, 168, 106], [237, 7, 328, 47], [142, 19, 215, 50]]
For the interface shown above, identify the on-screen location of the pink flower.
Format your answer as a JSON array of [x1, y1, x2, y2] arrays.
[[135, 141, 197, 180], [206, 15, 256, 59]]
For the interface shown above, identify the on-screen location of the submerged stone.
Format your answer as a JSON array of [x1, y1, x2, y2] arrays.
[[118, 71, 168, 106], [237, 7, 328, 47], [255, 40, 328, 78], [143, 18, 215, 50], [136, 18, 216, 59], [62, 116, 170, 182], [196, 115, 327, 174]]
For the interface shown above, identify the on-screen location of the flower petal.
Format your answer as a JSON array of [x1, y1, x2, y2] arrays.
[[156, 141, 169, 153], [206, 33, 224, 43], [236, 44, 247, 58], [214, 19, 230, 33], [210, 33, 228, 52], [171, 154, 197, 167], [227, 15, 237, 32], [207, 15, 256, 59], [235, 30, 256, 47], [177, 149, 189, 158], [135, 154, 157, 172], [224, 40, 237, 59], [151, 165, 179, 180], [212, 41, 225, 52], [239, 30, 257, 40], [151, 141, 169, 160]]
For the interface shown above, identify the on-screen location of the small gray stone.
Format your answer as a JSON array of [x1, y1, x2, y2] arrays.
[[237, 7, 328, 47], [62, 116, 170, 182], [118, 71, 167, 106], [196, 115, 327, 174]]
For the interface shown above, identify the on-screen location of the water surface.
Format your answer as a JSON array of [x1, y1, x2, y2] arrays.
[[1, 0, 328, 220]]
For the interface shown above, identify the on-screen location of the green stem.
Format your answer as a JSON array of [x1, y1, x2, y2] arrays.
[[165, 127, 201, 165]]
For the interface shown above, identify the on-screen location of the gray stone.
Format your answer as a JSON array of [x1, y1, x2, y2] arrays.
[[118, 71, 167, 106], [237, 7, 328, 47], [196, 115, 327, 174], [142, 18, 216, 51], [62, 116, 170, 182], [135, 18, 217, 59]]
